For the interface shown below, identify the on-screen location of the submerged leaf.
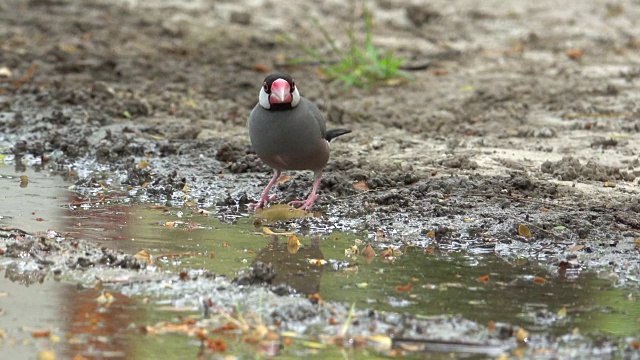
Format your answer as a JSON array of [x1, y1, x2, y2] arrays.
[[517, 224, 532, 238], [256, 204, 312, 221]]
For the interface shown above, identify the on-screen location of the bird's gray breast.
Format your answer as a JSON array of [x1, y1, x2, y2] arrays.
[[249, 98, 329, 171]]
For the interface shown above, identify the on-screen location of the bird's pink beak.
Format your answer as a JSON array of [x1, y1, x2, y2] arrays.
[[269, 78, 292, 104]]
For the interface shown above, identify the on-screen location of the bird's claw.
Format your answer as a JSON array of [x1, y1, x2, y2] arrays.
[[289, 194, 318, 211], [248, 195, 278, 211]]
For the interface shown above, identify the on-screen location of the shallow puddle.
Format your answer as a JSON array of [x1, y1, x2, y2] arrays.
[[1, 166, 638, 358]]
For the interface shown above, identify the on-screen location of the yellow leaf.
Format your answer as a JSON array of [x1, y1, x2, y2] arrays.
[[368, 335, 392, 350], [308, 259, 327, 266], [138, 161, 150, 168], [518, 224, 532, 238], [134, 250, 152, 264], [557, 307, 567, 317], [287, 235, 301, 247], [261, 227, 295, 236], [256, 204, 312, 221], [302, 341, 326, 349], [515, 328, 529, 343]]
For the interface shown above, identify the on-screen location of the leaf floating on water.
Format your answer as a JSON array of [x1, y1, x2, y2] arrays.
[[557, 307, 567, 317], [345, 245, 359, 257], [395, 282, 412, 292], [517, 224, 532, 238], [533, 277, 546, 284], [96, 291, 114, 306], [361, 244, 376, 259], [478, 275, 490, 283], [261, 227, 295, 236], [138, 161, 150, 168], [287, 235, 301, 254], [256, 204, 311, 221], [287, 235, 301, 247]]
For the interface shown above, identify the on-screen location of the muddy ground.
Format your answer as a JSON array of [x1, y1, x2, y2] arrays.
[[1, 0, 640, 358]]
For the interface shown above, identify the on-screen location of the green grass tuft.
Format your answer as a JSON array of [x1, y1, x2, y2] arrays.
[[286, 4, 410, 88]]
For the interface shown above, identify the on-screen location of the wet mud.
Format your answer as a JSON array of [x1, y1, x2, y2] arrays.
[[1, 0, 640, 358]]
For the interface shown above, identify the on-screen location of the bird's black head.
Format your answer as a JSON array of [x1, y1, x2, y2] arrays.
[[258, 73, 300, 111]]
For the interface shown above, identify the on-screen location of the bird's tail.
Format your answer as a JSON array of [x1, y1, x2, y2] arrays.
[[325, 129, 352, 142]]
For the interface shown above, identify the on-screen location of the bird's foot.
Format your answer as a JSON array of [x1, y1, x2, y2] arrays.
[[248, 195, 278, 211], [289, 194, 318, 211]]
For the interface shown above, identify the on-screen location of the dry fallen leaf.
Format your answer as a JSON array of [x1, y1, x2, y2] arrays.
[[566, 48, 583, 60], [37, 350, 56, 360], [395, 282, 413, 292], [517, 224, 532, 238], [361, 244, 376, 259], [252, 64, 271, 73], [149, 205, 168, 211], [308, 293, 323, 303], [134, 250, 152, 264], [0, 66, 13, 78], [277, 175, 292, 184], [431, 69, 449, 76], [515, 328, 529, 343], [533, 277, 546, 285], [478, 275, 490, 283], [32, 329, 51, 338], [568, 245, 584, 252], [353, 181, 369, 191]]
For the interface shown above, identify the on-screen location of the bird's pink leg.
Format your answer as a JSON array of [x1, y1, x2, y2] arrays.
[[249, 170, 280, 210], [289, 171, 322, 210]]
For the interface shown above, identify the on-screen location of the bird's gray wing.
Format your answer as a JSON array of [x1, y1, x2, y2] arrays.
[[305, 98, 326, 139]]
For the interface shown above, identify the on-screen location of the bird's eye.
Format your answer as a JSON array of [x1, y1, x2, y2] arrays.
[[263, 82, 269, 92], [290, 80, 295, 93]]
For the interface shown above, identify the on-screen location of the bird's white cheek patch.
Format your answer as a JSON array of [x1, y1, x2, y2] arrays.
[[259, 87, 271, 109], [291, 88, 300, 107]]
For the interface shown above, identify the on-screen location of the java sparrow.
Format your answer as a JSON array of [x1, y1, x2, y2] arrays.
[[248, 73, 351, 210]]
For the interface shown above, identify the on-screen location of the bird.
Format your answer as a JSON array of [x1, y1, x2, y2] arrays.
[[248, 73, 351, 210]]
